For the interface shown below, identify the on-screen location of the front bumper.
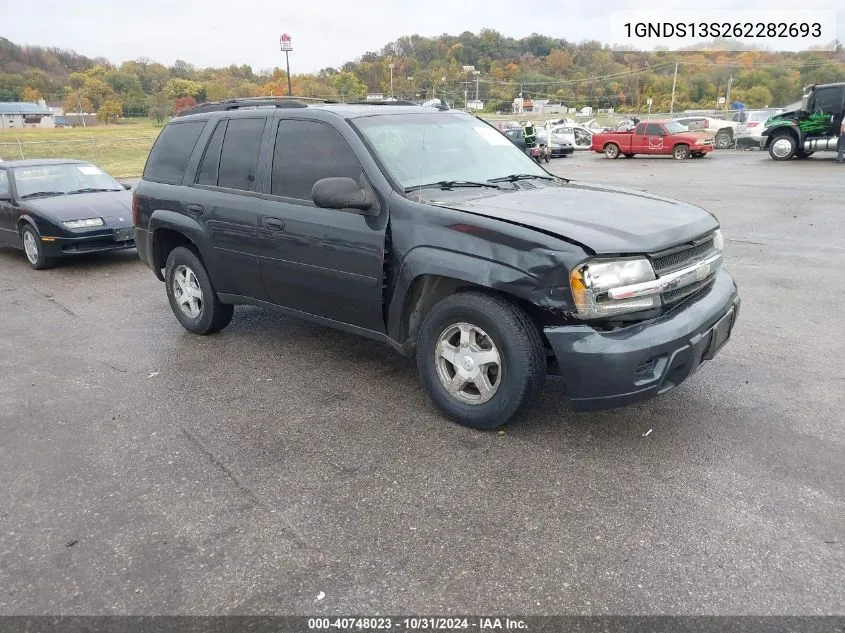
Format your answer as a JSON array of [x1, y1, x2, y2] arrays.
[[40, 227, 136, 257], [545, 269, 740, 412]]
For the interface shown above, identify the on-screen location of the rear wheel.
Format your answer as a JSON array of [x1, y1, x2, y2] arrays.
[[416, 292, 546, 430], [165, 246, 233, 335], [769, 134, 797, 161], [715, 131, 733, 149], [20, 226, 54, 270], [604, 143, 620, 159], [673, 144, 690, 160]]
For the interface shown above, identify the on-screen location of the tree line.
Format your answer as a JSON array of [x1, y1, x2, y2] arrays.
[[1, 32, 844, 121]]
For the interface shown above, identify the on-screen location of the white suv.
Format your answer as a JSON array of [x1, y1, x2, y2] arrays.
[[735, 109, 783, 148]]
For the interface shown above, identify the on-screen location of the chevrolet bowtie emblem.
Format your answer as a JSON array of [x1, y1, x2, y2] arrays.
[[697, 263, 710, 280]]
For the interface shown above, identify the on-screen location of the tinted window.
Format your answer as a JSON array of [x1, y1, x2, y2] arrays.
[[218, 118, 265, 191], [645, 123, 663, 135], [810, 87, 841, 114], [635, 123, 647, 135], [0, 170, 8, 196], [144, 121, 205, 184], [271, 120, 362, 200], [196, 120, 227, 186]]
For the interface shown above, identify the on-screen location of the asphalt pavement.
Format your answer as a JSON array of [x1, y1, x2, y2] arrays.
[[1, 150, 843, 615]]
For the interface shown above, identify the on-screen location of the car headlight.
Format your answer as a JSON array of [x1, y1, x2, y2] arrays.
[[713, 228, 724, 251], [695, 139, 708, 145], [569, 258, 660, 319], [63, 218, 104, 229]]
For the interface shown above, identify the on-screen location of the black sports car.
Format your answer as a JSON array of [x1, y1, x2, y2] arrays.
[[0, 159, 135, 270]]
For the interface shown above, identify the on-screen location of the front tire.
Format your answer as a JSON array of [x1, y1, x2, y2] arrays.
[[416, 292, 546, 430], [769, 134, 797, 161], [604, 143, 620, 159], [165, 246, 233, 335], [673, 144, 690, 160], [20, 225, 54, 270]]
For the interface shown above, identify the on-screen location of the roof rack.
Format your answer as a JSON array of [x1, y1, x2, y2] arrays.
[[175, 96, 337, 117], [347, 98, 450, 111]]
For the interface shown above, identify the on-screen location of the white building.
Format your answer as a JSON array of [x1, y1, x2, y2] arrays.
[[0, 100, 54, 129]]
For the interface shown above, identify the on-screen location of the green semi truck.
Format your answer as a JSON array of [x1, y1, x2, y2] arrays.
[[760, 82, 845, 161]]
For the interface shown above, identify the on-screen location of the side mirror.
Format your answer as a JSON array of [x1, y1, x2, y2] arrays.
[[122, 182, 132, 190], [312, 177, 375, 213]]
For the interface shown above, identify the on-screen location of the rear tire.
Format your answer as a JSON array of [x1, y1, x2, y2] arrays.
[[20, 225, 54, 270], [604, 143, 620, 159], [715, 131, 732, 149], [416, 292, 546, 430], [165, 246, 233, 335]]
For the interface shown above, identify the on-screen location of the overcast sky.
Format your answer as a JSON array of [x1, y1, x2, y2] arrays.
[[4, 0, 843, 73]]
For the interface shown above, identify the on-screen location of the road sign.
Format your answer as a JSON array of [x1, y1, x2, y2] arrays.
[[646, 98, 653, 106], [718, 96, 726, 104], [280, 34, 292, 52]]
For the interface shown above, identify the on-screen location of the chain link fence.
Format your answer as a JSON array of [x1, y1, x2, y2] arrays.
[[0, 136, 158, 178]]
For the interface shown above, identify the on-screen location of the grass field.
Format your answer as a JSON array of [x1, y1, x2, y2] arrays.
[[0, 118, 163, 178]]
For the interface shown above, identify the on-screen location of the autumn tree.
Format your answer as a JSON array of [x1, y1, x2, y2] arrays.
[[173, 96, 197, 114], [545, 49, 572, 73], [164, 78, 203, 98], [21, 86, 42, 102], [63, 92, 93, 114], [97, 99, 124, 125]]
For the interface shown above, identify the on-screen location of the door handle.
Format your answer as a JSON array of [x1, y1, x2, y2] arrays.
[[263, 218, 285, 231], [186, 204, 205, 217]]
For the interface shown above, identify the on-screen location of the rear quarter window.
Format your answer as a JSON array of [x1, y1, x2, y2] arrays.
[[143, 120, 206, 184]]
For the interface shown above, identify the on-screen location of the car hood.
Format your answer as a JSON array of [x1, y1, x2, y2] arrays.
[[432, 181, 719, 254], [24, 191, 133, 226]]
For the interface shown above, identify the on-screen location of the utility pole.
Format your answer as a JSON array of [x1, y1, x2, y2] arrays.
[[474, 70, 480, 106], [388, 63, 394, 98], [725, 74, 733, 109], [669, 61, 679, 115], [280, 34, 293, 96], [461, 65, 475, 111]]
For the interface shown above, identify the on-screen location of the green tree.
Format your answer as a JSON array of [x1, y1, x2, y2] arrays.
[[164, 78, 204, 98], [331, 71, 367, 101], [104, 71, 143, 95], [96, 99, 123, 125], [148, 92, 170, 123]]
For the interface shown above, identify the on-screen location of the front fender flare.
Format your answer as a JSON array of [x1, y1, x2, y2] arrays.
[[387, 246, 559, 343]]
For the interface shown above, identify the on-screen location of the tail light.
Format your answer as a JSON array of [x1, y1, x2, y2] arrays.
[[132, 191, 140, 227], [747, 122, 760, 128]]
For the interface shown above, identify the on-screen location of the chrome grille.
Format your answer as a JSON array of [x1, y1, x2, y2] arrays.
[[662, 277, 714, 305], [651, 236, 716, 275]]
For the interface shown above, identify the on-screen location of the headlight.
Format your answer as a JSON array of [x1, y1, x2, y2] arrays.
[[63, 218, 104, 229], [695, 139, 708, 145], [713, 228, 724, 250], [569, 258, 660, 319]]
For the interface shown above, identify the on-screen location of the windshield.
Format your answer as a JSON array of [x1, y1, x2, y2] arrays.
[[663, 121, 688, 134], [352, 112, 549, 190], [12, 163, 122, 198]]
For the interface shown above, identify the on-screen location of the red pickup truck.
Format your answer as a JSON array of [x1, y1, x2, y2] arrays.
[[591, 120, 715, 160]]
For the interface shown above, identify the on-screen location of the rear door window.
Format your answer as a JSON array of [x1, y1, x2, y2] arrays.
[[217, 118, 266, 191], [144, 121, 206, 184]]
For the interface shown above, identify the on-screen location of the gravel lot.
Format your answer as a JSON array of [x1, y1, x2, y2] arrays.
[[1, 150, 843, 615]]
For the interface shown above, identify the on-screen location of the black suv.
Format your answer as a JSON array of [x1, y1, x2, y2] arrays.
[[133, 98, 740, 430]]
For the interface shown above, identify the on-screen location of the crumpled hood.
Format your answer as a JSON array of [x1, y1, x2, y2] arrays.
[[26, 190, 133, 226], [432, 181, 719, 254]]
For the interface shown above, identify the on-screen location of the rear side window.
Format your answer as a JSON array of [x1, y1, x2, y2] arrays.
[[645, 123, 662, 135], [196, 120, 227, 186], [143, 121, 205, 184], [270, 120, 362, 200], [635, 123, 647, 135], [217, 118, 265, 191], [0, 170, 8, 196]]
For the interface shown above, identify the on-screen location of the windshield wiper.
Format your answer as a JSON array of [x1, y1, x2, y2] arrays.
[[488, 174, 556, 183], [67, 187, 122, 194], [404, 180, 503, 193], [19, 191, 66, 199]]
